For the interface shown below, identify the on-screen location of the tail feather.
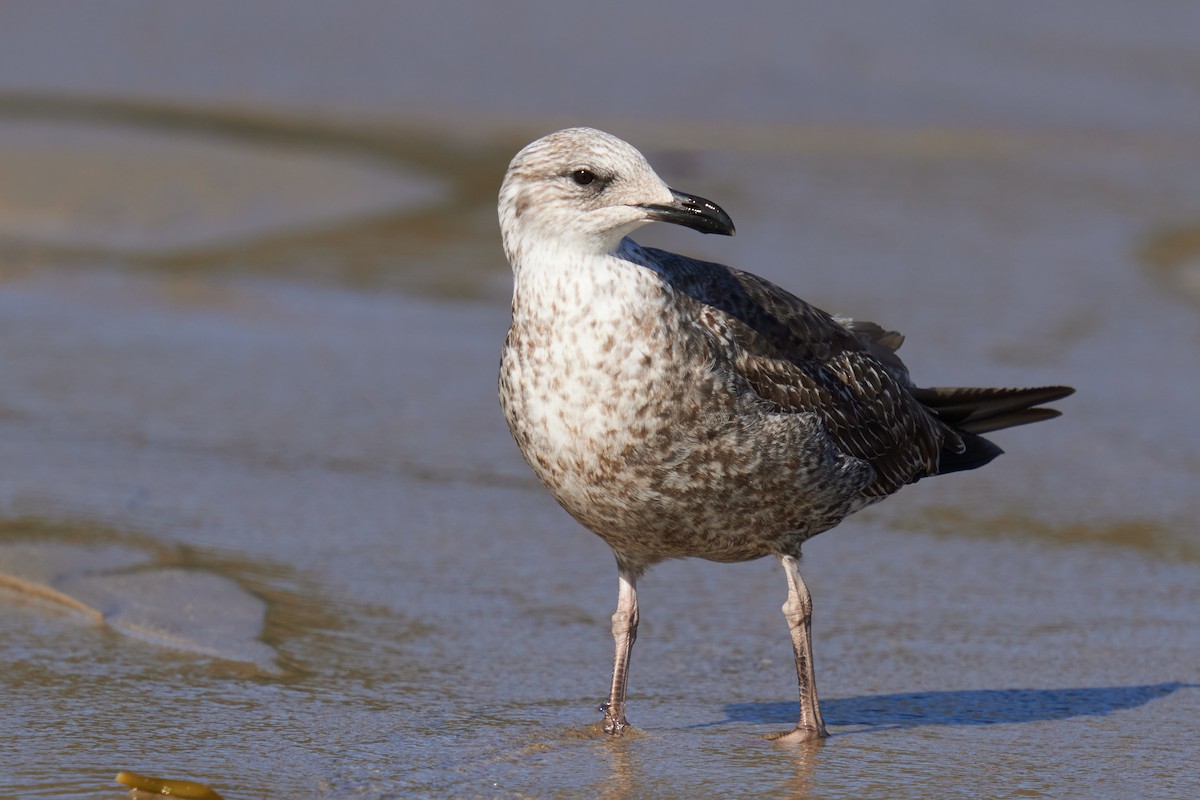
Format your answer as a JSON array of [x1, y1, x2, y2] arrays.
[[911, 385, 1074, 475], [913, 385, 1074, 429], [958, 406, 1062, 435]]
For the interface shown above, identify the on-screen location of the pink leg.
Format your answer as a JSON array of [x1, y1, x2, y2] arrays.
[[601, 569, 639, 734], [768, 555, 828, 742]]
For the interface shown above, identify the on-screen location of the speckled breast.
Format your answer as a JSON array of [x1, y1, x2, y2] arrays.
[[499, 268, 864, 565]]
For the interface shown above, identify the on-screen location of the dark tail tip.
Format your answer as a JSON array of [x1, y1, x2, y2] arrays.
[[915, 385, 1073, 475], [937, 431, 1004, 475]]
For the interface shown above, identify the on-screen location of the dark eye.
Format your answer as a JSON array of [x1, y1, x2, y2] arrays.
[[572, 168, 597, 186]]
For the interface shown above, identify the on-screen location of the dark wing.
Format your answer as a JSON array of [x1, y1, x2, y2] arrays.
[[647, 248, 959, 497]]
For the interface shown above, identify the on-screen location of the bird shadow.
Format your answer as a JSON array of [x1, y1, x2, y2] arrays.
[[718, 682, 1195, 733]]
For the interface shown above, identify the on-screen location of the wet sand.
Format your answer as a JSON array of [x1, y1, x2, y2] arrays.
[[2, 4, 1199, 799]]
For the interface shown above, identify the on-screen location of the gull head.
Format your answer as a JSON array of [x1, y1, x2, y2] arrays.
[[499, 127, 734, 264]]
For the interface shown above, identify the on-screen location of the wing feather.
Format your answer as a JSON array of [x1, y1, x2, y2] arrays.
[[645, 247, 954, 497]]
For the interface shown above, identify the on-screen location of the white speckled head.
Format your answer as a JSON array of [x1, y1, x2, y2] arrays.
[[498, 128, 733, 266]]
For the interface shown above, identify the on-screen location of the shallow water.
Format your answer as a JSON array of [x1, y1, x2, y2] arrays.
[[2, 4, 1199, 799]]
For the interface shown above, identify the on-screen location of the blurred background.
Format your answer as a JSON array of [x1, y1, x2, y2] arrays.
[[1, 3, 1198, 799]]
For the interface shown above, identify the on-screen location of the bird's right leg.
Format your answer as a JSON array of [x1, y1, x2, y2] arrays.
[[769, 554, 829, 742], [601, 568, 639, 734]]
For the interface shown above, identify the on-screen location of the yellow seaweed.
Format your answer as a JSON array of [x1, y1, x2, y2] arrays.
[[114, 771, 224, 800]]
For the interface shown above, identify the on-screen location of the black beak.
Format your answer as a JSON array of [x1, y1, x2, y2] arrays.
[[641, 189, 736, 236]]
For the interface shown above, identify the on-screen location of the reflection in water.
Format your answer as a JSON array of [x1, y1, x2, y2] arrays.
[[592, 724, 823, 799], [597, 738, 636, 800], [772, 739, 821, 799], [724, 682, 1195, 732]]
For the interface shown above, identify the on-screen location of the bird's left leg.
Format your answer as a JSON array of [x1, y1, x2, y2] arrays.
[[768, 554, 828, 742], [601, 568, 639, 734]]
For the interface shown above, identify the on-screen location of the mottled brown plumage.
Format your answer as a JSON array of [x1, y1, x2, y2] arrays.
[[497, 127, 1073, 741]]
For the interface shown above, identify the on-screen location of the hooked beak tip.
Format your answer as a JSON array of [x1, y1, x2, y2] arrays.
[[641, 188, 735, 236]]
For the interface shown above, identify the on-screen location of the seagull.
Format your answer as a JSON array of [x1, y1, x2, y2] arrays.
[[497, 127, 1072, 742]]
